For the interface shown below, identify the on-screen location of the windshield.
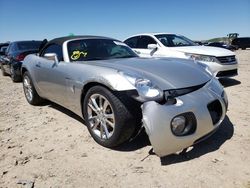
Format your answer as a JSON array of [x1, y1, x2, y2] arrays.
[[67, 39, 138, 61], [17, 41, 42, 51], [155, 34, 197, 47]]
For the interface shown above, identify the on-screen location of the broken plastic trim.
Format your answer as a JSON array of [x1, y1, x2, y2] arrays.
[[164, 82, 207, 102]]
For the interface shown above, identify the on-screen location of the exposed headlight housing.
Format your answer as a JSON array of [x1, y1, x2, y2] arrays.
[[164, 82, 206, 103], [119, 71, 163, 102], [135, 78, 160, 98]]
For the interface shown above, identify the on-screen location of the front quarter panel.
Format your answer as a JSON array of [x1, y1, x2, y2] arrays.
[[142, 78, 226, 157]]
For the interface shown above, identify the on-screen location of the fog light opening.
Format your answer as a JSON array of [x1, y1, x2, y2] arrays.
[[171, 112, 197, 136], [171, 116, 186, 136]]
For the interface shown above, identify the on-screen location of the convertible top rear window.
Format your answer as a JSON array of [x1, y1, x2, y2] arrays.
[[67, 39, 137, 61]]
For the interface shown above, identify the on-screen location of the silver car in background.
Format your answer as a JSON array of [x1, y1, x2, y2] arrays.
[[21, 36, 228, 157]]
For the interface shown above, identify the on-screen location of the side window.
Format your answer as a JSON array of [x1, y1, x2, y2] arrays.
[[6, 43, 15, 54], [41, 44, 63, 61], [172, 37, 190, 46], [137, 36, 157, 49], [124, 37, 138, 48], [5, 45, 11, 55]]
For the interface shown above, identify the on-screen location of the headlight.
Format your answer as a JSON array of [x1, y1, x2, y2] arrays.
[[119, 72, 163, 102], [135, 78, 160, 98], [185, 53, 220, 63]]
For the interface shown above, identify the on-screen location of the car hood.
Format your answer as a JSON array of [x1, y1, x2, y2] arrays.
[[172, 46, 235, 57], [79, 57, 212, 90]]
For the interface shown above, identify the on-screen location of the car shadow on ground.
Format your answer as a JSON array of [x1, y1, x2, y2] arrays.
[[114, 130, 151, 152], [47, 102, 85, 124], [219, 78, 241, 88], [46, 101, 151, 151], [160, 115, 234, 165], [44, 102, 234, 165]]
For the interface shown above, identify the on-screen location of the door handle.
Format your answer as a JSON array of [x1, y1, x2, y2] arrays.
[[35, 62, 41, 68]]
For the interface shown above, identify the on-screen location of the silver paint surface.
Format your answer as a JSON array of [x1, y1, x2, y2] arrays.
[[142, 78, 226, 157], [22, 38, 226, 157]]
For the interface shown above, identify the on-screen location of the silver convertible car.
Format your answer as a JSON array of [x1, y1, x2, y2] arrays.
[[21, 36, 228, 157]]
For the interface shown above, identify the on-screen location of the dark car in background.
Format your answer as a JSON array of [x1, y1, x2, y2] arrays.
[[0, 43, 9, 68], [232, 37, 250, 50], [206, 42, 237, 51], [0, 40, 42, 82]]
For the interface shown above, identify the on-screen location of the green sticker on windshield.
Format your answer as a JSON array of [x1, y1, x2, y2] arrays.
[[71, 50, 88, 60]]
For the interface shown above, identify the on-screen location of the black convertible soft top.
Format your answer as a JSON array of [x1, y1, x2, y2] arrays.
[[48, 35, 115, 46], [39, 35, 116, 53]]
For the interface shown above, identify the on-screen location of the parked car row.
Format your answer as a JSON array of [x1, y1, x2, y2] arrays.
[[232, 37, 250, 50], [124, 33, 238, 78], [1, 34, 231, 157], [205, 42, 238, 51], [0, 40, 43, 82]]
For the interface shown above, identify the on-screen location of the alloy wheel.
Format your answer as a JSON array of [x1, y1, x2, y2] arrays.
[[23, 75, 33, 102], [87, 94, 115, 140]]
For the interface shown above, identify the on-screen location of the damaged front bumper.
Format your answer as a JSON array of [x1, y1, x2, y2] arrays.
[[142, 78, 227, 157]]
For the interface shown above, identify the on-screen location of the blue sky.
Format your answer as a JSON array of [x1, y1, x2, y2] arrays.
[[0, 0, 249, 42]]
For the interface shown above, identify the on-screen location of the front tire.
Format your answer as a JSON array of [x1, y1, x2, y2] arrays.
[[23, 71, 44, 105], [83, 86, 138, 148]]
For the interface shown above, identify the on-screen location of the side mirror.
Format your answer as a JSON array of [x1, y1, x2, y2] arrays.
[[147, 44, 158, 50], [44, 53, 59, 63]]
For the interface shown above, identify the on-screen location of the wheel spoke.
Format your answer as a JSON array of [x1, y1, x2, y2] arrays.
[[87, 93, 115, 140], [105, 119, 114, 128], [88, 116, 98, 121], [88, 103, 98, 114], [90, 97, 100, 111], [102, 122, 110, 139], [100, 122, 103, 139], [24, 79, 29, 87], [104, 113, 114, 119], [90, 118, 99, 130], [103, 100, 109, 111], [99, 96, 103, 110]]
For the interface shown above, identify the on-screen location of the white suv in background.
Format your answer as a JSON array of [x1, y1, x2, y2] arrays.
[[124, 33, 238, 78]]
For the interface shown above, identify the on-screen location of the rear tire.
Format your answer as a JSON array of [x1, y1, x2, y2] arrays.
[[10, 64, 21, 82], [83, 86, 140, 148], [23, 71, 44, 105]]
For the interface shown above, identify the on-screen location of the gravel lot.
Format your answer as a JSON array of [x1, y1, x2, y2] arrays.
[[0, 50, 250, 188]]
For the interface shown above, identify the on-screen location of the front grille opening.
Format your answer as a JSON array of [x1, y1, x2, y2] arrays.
[[216, 69, 238, 77], [207, 100, 222, 125], [217, 55, 236, 64]]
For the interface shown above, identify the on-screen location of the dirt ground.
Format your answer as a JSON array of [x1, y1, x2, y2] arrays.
[[0, 50, 250, 188]]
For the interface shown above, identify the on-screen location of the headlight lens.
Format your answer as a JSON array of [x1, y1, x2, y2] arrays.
[[185, 53, 220, 63], [119, 72, 163, 101]]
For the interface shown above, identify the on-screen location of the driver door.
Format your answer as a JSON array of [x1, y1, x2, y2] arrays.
[[35, 44, 67, 104]]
